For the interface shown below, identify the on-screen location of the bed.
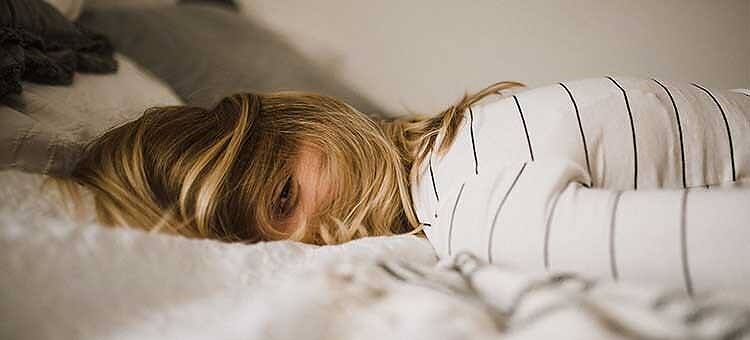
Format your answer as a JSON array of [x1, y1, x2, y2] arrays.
[[3, 170, 750, 339], [2, 1, 749, 339]]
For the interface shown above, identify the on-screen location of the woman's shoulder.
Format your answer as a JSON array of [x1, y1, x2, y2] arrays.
[[473, 75, 732, 119]]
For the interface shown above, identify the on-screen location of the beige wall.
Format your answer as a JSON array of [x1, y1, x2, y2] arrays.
[[240, 0, 750, 115]]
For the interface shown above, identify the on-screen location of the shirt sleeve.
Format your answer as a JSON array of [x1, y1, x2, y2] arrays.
[[439, 160, 750, 295], [551, 175, 750, 295]]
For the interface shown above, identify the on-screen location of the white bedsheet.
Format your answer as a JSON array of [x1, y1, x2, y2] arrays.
[[2, 170, 749, 340]]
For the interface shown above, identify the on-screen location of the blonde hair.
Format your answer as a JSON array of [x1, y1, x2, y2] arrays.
[[65, 81, 523, 245]]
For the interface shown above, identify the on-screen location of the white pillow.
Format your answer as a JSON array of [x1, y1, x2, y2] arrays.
[[0, 54, 182, 175]]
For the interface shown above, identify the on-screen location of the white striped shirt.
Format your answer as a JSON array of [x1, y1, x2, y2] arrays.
[[412, 77, 750, 295]]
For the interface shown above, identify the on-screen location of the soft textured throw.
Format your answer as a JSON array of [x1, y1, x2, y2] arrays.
[[2, 170, 749, 340]]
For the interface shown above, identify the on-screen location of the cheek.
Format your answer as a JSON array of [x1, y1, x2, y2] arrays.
[[274, 147, 329, 237], [276, 211, 305, 234]]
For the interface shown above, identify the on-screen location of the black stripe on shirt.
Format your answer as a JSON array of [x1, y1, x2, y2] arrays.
[[559, 82, 593, 186], [428, 155, 440, 218], [469, 107, 479, 175], [447, 183, 466, 256], [606, 76, 639, 190], [429, 156, 440, 202], [487, 162, 527, 263], [609, 191, 623, 281], [692, 83, 736, 182], [513, 95, 535, 161], [652, 79, 688, 189]]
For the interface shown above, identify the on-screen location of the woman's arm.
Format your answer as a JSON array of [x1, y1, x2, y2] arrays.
[[438, 160, 750, 295], [550, 179, 750, 295]]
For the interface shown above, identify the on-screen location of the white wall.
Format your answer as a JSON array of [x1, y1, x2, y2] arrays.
[[241, 0, 750, 115]]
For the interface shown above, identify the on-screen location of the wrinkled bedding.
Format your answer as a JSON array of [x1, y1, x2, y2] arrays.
[[1, 170, 749, 340]]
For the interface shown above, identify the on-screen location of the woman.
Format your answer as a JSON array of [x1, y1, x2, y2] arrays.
[[69, 77, 750, 293]]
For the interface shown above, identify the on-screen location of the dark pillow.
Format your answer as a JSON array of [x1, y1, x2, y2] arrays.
[[77, 3, 386, 116], [0, 0, 117, 98]]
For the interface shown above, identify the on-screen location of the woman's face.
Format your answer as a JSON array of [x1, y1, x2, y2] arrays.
[[275, 146, 329, 234]]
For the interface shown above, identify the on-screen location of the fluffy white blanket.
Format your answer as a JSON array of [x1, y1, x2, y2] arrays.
[[2, 171, 749, 340]]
